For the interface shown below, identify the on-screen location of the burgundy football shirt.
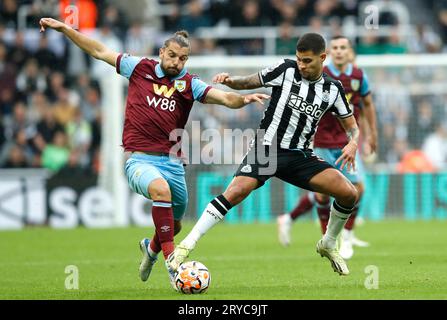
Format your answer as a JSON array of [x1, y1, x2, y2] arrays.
[[313, 62, 371, 149], [116, 54, 212, 156]]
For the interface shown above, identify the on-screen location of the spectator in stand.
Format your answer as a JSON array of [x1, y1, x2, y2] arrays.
[[436, 0, 447, 50], [422, 122, 447, 170], [231, 0, 265, 27], [2, 143, 30, 168], [179, 0, 212, 33], [34, 35, 61, 73], [3, 101, 35, 145], [125, 21, 155, 56], [275, 21, 296, 55], [208, 0, 230, 25], [45, 71, 65, 102], [357, 33, 380, 55], [0, 112, 5, 148], [89, 109, 101, 174], [52, 88, 77, 126], [279, 2, 299, 25], [32, 105, 65, 156], [90, 22, 123, 80], [0, 0, 19, 29], [408, 99, 436, 149], [28, 91, 48, 123], [162, 2, 181, 33], [16, 59, 47, 97], [0, 42, 17, 116], [80, 85, 101, 123], [0, 106, 36, 168], [65, 107, 92, 168], [58, 149, 91, 176], [7, 31, 31, 68], [201, 38, 226, 55], [382, 28, 407, 54], [408, 24, 442, 54], [41, 130, 70, 172], [99, 4, 129, 41]]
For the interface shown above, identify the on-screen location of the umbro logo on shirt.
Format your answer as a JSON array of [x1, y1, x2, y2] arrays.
[[145, 74, 154, 80]]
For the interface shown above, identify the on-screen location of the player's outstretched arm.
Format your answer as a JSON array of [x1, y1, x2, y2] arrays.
[[335, 116, 359, 171], [212, 72, 262, 90], [361, 93, 378, 153], [39, 18, 118, 67], [203, 88, 270, 109]]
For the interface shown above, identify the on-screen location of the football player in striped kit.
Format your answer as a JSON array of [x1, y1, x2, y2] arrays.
[[169, 33, 362, 277], [277, 35, 378, 260]]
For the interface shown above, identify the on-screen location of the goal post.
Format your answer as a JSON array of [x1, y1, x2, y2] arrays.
[[98, 74, 129, 227]]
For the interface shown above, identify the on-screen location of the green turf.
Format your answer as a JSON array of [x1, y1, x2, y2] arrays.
[[0, 220, 446, 300]]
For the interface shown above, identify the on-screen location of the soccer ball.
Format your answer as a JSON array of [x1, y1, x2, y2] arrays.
[[174, 261, 211, 294]]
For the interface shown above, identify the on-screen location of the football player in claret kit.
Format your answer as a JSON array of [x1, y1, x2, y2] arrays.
[[277, 35, 378, 259], [39, 18, 270, 288]]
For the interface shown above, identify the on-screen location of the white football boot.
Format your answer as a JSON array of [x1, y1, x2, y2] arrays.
[[138, 238, 157, 282], [167, 241, 194, 272], [316, 239, 350, 276], [165, 259, 178, 291]]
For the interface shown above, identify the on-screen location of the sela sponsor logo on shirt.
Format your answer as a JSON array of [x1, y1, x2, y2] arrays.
[[287, 93, 325, 119]]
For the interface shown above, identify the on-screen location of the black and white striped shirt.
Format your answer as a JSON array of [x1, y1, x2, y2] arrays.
[[258, 59, 352, 150]]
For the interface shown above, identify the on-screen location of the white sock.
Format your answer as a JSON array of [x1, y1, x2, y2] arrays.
[[308, 192, 316, 204], [342, 228, 353, 241], [181, 195, 232, 249], [147, 245, 158, 259], [283, 213, 292, 223], [323, 201, 353, 249]]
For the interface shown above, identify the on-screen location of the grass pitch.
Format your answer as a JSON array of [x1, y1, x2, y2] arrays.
[[0, 220, 446, 300]]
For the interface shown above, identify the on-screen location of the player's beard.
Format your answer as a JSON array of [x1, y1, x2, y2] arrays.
[[161, 63, 180, 77]]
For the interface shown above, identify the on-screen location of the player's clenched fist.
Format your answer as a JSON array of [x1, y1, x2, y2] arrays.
[[39, 18, 67, 33]]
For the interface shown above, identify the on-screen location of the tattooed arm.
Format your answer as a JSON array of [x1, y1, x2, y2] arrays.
[[212, 72, 263, 90]]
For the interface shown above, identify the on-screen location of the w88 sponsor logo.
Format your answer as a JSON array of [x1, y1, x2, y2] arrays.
[[146, 95, 176, 112]]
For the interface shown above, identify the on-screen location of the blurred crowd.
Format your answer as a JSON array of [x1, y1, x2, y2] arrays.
[[367, 65, 447, 171], [1, 0, 447, 173]]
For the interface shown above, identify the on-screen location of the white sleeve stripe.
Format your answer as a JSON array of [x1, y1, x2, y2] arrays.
[[337, 112, 353, 119], [258, 71, 264, 86]]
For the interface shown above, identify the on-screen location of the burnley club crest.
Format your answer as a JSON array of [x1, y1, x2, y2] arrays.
[[174, 80, 186, 92], [350, 79, 360, 92]]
